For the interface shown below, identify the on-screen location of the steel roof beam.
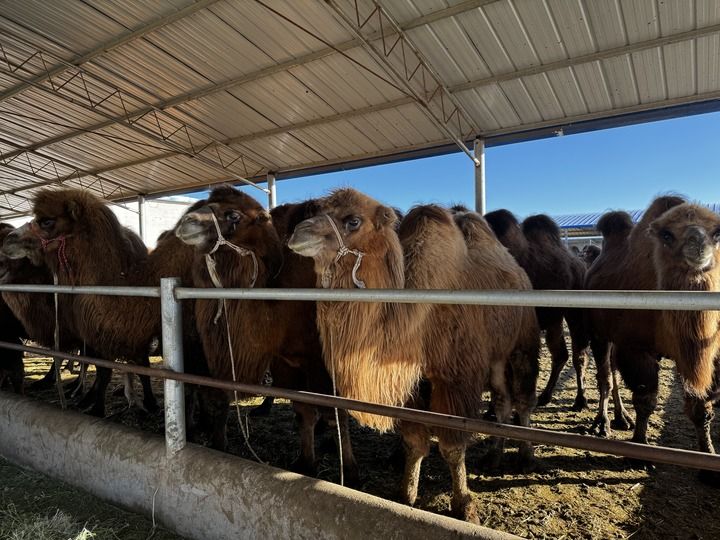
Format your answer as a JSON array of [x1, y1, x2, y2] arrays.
[[0, 34, 270, 193], [323, 0, 481, 163], [0, 0, 499, 163], [0, 0, 221, 104], [450, 22, 720, 94]]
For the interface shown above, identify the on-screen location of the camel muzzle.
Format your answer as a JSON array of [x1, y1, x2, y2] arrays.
[[176, 210, 214, 246], [288, 217, 327, 257], [1, 227, 31, 260], [682, 228, 714, 270]]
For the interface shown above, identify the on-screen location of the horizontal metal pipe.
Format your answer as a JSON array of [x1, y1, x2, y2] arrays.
[[5, 340, 720, 473], [0, 284, 160, 297], [175, 287, 720, 311]]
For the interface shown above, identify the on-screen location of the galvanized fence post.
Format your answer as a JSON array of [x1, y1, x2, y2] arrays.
[[161, 277, 186, 456]]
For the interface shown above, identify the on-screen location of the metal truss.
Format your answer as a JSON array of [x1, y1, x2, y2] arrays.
[[0, 33, 270, 194], [324, 0, 481, 164]]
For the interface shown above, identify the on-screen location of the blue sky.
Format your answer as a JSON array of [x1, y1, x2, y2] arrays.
[[232, 110, 720, 219]]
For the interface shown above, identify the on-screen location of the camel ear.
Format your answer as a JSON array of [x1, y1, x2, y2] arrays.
[[374, 205, 396, 230], [65, 200, 82, 221]]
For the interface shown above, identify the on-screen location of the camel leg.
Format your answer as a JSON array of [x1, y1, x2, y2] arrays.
[[31, 362, 58, 389], [589, 339, 613, 437], [611, 364, 635, 431], [86, 366, 112, 417], [615, 348, 658, 443], [566, 309, 590, 411], [8, 351, 24, 395], [439, 440, 478, 524], [537, 319, 569, 407], [196, 387, 229, 451], [290, 401, 319, 477], [138, 356, 159, 413], [69, 363, 88, 399], [398, 421, 430, 507], [508, 348, 539, 472], [480, 363, 513, 471], [684, 394, 720, 486]]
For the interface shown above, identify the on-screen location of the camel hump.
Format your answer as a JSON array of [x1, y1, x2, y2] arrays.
[[449, 203, 471, 214], [398, 204, 454, 237], [484, 209, 519, 238], [597, 211, 633, 239], [522, 214, 561, 243], [640, 195, 686, 225]]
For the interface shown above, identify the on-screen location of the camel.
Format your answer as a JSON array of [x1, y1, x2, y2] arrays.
[[9, 189, 229, 422], [288, 189, 539, 522], [581, 244, 601, 267], [176, 186, 358, 482], [483, 209, 591, 410], [0, 224, 26, 394], [586, 195, 720, 482]]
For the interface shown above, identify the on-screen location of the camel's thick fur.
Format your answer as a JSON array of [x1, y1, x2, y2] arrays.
[[289, 189, 539, 522], [484, 209, 591, 410], [586, 196, 720, 481], [0, 224, 27, 394], [176, 186, 358, 481]]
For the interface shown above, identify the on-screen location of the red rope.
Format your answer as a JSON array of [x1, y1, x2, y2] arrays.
[[30, 221, 73, 282]]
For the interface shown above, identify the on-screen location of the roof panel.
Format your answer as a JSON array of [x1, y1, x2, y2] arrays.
[[663, 41, 696, 98]]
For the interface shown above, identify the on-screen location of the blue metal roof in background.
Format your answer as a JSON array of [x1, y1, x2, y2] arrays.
[[553, 203, 720, 230]]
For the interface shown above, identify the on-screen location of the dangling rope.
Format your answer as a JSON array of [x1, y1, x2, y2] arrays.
[[328, 331, 344, 487], [202, 209, 264, 463], [52, 271, 67, 410], [321, 214, 366, 289]]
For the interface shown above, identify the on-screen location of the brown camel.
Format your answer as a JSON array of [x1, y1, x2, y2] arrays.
[[0, 224, 27, 394], [581, 244, 601, 267], [176, 186, 358, 482], [288, 189, 539, 522], [483, 209, 591, 410], [13, 189, 225, 423], [586, 195, 720, 483]]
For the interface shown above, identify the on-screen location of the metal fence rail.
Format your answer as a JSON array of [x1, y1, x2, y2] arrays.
[[2, 279, 719, 472]]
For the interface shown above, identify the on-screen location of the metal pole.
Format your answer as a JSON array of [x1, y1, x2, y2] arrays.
[[267, 172, 277, 209], [474, 138, 486, 214], [160, 277, 185, 456], [138, 194, 147, 243]]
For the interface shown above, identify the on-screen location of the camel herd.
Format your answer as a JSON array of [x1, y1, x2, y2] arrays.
[[0, 186, 719, 523]]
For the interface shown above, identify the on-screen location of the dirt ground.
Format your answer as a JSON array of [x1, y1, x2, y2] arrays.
[[9, 338, 720, 540]]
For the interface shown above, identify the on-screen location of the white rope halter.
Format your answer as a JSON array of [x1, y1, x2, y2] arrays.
[[205, 210, 259, 324], [321, 214, 366, 289]]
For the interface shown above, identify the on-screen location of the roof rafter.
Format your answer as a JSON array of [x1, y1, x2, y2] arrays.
[[0, 0, 222, 104]]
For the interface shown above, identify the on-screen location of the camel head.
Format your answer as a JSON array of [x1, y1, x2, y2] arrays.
[[0, 223, 16, 283], [650, 204, 720, 275], [176, 186, 283, 281], [0, 222, 45, 267], [581, 244, 601, 266], [288, 188, 400, 288]]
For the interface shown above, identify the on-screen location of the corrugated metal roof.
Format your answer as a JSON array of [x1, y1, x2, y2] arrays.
[[554, 202, 720, 229], [0, 0, 718, 218]]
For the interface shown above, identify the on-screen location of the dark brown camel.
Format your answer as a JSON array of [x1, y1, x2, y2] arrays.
[[484, 209, 591, 410], [176, 186, 358, 482], [0, 224, 27, 394], [289, 189, 539, 522], [581, 244, 601, 267], [586, 195, 720, 483]]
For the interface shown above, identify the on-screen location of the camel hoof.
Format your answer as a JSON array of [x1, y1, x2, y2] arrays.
[[536, 391, 552, 407], [589, 415, 611, 438], [453, 500, 479, 525], [624, 457, 655, 472], [697, 469, 720, 487], [290, 457, 318, 478], [517, 455, 541, 474], [571, 396, 588, 412], [611, 416, 634, 431]]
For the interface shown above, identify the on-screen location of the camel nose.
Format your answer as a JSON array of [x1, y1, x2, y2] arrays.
[[686, 226, 708, 247]]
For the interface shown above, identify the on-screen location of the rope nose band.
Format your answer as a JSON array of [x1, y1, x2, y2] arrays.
[[204, 209, 259, 324], [31, 221, 73, 281], [322, 214, 366, 289]]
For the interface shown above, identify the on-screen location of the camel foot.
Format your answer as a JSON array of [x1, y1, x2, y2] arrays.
[[571, 395, 588, 412], [210, 432, 228, 452], [249, 397, 274, 417], [624, 457, 655, 472], [478, 447, 503, 473], [611, 416, 634, 431], [516, 454, 541, 474], [452, 499, 479, 525], [290, 457, 318, 478], [536, 391, 552, 407], [697, 469, 720, 487], [589, 413, 611, 438], [342, 462, 361, 489]]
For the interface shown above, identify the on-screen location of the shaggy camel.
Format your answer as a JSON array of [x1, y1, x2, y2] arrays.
[[288, 189, 539, 522], [176, 187, 358, 481], [581, 244, 601, 267], [587, 196, 720, 482], [17, 189, 223, 419], [483, 209, 590, 410], [0, 224, 26, 394]]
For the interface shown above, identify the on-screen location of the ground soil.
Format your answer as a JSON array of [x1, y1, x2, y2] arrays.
[[6, 336, 720, 539]]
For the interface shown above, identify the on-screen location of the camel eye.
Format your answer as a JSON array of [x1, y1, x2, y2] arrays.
[[345, 216, 362, 231], [225, 210, 241, 224], [713, 228, 720, 243], [659, 229, 674, 244], [38, 218, 55, 230]]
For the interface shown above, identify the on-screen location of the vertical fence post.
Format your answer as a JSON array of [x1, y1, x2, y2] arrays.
[[267, 172, 277, 209], [474, 138, 486, 215], [161, 277, 186, 456], [138, 194, 147, 243]]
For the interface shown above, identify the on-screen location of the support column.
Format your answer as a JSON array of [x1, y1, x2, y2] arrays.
[[138, 194, 147, 243], [160, 277, 185, 457], [267, 172, 277, 209], [474, 138, 486, 215]]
